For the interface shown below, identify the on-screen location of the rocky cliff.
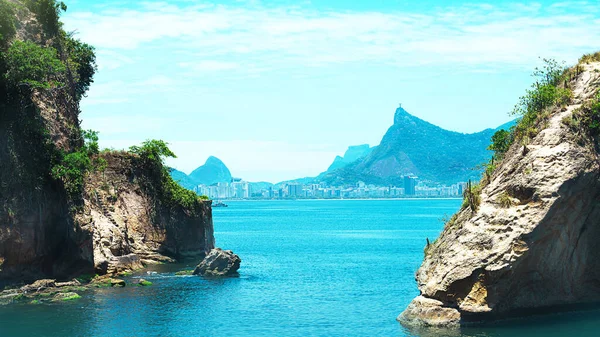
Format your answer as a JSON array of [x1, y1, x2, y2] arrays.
[[0, 0, 214, 284], [82, 153, 214, 274], [399, 58, 600, 327]]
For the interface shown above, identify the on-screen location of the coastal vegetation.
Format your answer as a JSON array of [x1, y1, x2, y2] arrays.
[[129, 139, 210, 211], [468, 57, 579, 213]]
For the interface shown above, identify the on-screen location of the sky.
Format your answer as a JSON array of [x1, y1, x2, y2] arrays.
[[61, 0, 600, 183]]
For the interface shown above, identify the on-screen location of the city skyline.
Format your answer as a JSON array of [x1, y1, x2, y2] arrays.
[[190, 175, 466, 200]]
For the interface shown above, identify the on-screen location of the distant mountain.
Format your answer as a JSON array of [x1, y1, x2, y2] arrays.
[[188, 156, 232, 185], [326, 144, 373, 172], [169, 168, 198, 190], [319, 107, 514, 185]]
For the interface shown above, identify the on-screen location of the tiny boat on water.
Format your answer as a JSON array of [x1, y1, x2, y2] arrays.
[[213, 201, 228, 208]]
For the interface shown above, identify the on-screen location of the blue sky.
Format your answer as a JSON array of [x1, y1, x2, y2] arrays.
[[62, 0, 600, 182]]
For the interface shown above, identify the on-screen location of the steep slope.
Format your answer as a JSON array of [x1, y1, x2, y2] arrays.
[[321, 108, 511, 185], [84, 153, 214, 273], [188, 156, 232, 185], [326, 144, 372, 172], [399, 58, 600, 327], [0, 1, 214, 282]]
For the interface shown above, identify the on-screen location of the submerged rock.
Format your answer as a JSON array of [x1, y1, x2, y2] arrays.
[[136, 279, 152, 286], [399, 61, 600, 327], [193, 248, 241, 276]]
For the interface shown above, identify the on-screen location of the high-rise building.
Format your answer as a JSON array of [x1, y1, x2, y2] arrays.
[[287, 183, 302, 197], [403, 175, 417, 195]]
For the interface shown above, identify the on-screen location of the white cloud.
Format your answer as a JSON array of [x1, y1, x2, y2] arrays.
[[179, 60, 239, 72], [62, 1, 600, 73]]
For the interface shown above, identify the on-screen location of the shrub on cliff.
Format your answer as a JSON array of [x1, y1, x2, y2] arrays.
[[51, 130, 105, 200], [64, 35, 96, 99], [130, 140, 209, 210], [3, 40, 65, 89], [511, 58, 571, 143], [0, 0, 16, 47], [488, 129, 512, 159], [24, 0, 67, 38]]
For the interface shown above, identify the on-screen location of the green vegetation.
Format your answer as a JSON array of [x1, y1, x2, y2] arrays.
[[60, 293, 80, 301], [137, 280, 153, 286], [51, 130, 106, 201], [0, 1, 16, 47], [498, 191, 513, 208], [0, 0, 98, 218], [579, 52, 600, 64], [130, 140, 209, 210], [64, 34, 96, 99], [563, 92, 600, 141], [488, 129, 512, 159], [462, 180, 481, 212], [175, 270, 194, 276], [481, 58, 575, 186], [75, 273, 97, 283], [4, 40, 65, 89], [511, 58, 571, 143], [25, 0, 67, 38]]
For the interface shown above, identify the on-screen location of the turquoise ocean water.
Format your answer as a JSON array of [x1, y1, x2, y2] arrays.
[[1, 199, 599, 336]]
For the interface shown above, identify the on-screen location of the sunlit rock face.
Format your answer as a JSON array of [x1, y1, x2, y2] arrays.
[[400, 62, 600, 327]]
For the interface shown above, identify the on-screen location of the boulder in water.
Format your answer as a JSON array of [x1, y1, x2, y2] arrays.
[[193, 248, 241, 276]]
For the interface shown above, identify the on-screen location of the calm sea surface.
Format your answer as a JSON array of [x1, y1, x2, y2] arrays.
[[1, 199, 600, 337]]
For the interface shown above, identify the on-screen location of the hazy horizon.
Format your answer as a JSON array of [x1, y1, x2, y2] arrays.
[[61, 0, 600, 182]]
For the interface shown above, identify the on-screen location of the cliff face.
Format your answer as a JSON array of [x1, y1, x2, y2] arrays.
[[399, 61, 600, 327], [0, 1, 214, 283], [82, 153, 215, 274]]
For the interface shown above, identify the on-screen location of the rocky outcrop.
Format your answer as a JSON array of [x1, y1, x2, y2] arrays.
[[399, 61, 600, 327], [0, 2, 215, 284], [193, 248, 241, 276], [83, 153, 215, 275]]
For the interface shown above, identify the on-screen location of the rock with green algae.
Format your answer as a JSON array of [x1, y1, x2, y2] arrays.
[[175, 270, 194, 276], [136, 279, 152, 286], [91, 277, 126, 288], [52, 292, 81, 302]]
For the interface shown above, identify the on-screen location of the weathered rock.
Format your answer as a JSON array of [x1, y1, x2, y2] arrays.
[[51, 292, 81, 302], [0, 291, 22, 305], [90, 276, 126, 288], [55, 279, 81, 288], [107, 254, 144, 275], [398, 296, 461, 327], [399, 61, 600, 326], [193, 248, 241, 276], [20, 279, 56, 293]]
